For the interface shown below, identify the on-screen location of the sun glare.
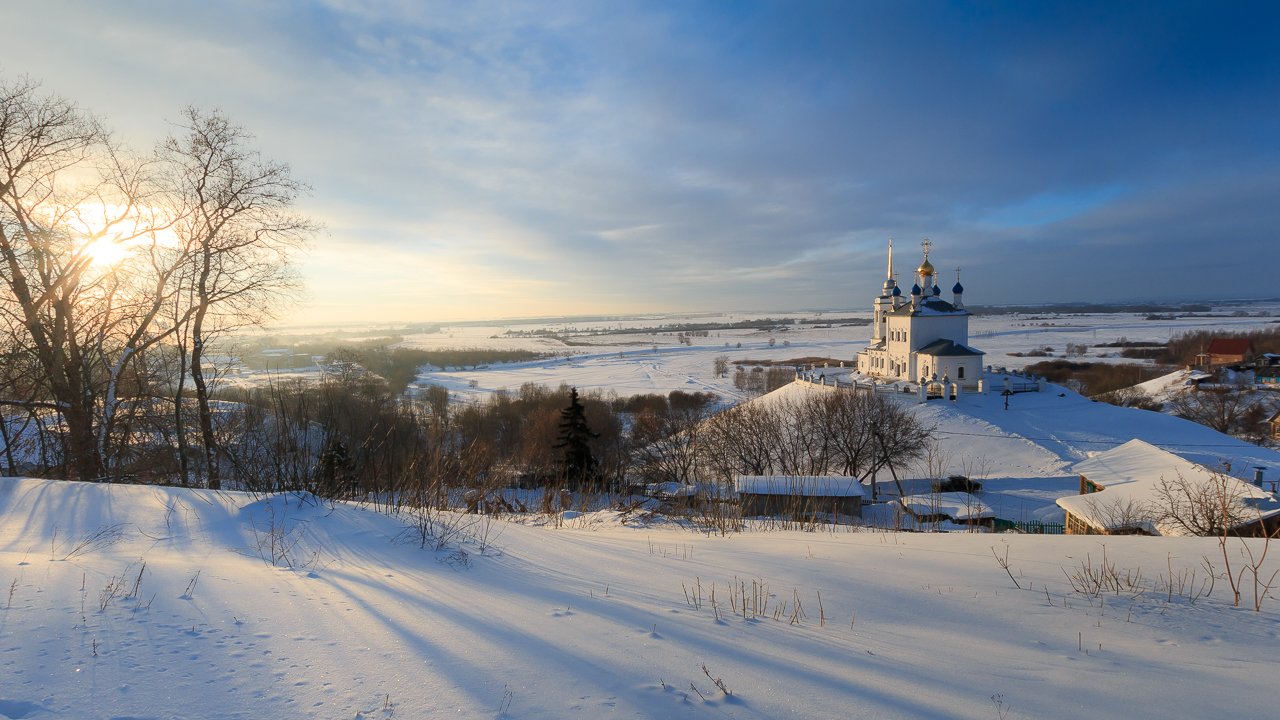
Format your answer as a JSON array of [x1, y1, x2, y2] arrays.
[[82, 236, 132, 269], [57, 202, 183, 274]]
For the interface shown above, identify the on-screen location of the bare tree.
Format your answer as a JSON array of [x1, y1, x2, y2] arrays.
[[159, 108, 314, 488], [1168, 382, 1262, 437], [630, 402, 709, 486], [701, 402, 779, 479], [0, 77, 182, 480], [1151, 470, 1255, 537], [1081, 495, 1156, 535]]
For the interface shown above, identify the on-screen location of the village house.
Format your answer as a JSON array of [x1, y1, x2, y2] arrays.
[[735, 475, 863, 520], [1057, 439, 1280, 537], [1197, 338, 1255, 367], [1255, 353, 1280, 386]]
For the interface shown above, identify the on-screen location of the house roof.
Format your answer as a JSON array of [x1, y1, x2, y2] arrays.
[[1206, 338, 1254, 355], [916, 339, 985, 357], [735, 475, 864, 498], [1056, 439, 1279, 535]]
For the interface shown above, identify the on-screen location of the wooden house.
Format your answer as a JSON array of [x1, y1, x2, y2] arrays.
[[1202, 338, 1255, 367], [735, 476, 863, 520], [1256, 353, 1280, 386], [1057, 439, 1280, 536]]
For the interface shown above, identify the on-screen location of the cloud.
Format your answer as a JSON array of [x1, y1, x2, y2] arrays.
[[4, 1, 1279, 321]]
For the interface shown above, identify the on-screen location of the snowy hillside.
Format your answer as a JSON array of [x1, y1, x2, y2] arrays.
[[2, 478, 1279, 719], [740, 377, 1280, 526]]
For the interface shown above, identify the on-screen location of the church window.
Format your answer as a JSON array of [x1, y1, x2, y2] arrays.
[[958, 367, 965, 379]]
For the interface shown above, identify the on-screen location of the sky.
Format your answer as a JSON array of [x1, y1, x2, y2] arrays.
[[3, 0, 1279, 325]]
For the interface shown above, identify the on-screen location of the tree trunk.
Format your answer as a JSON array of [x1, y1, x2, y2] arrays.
[[173, 337, 192, 487], [190, 325, 220, 489]]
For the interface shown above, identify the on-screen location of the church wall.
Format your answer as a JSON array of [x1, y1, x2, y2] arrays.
[[908, 314, 968, 349], [925, 356, 984, 389]]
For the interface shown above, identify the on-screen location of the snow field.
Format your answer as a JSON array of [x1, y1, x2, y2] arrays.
[[2, 479, 1278, 719]]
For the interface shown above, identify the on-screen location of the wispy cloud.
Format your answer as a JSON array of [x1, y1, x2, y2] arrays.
[[5, 0, 1278, 322]]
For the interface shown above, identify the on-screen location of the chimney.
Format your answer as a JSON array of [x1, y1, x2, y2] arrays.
[[1255, 467, 1266, 488]]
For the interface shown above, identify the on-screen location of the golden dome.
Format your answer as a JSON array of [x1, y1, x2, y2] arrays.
[[917, 257, 935, 276]]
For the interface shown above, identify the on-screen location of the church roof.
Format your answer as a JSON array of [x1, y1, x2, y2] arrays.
[[891, 297, 963, 315], [916, 339, 984, 357]]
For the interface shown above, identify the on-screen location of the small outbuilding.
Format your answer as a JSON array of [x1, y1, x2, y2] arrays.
[[898, 492, 994, 528], [735, 475, 863, 520]]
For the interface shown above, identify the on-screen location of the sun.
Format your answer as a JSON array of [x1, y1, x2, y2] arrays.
[[80, 236, 132, 270]]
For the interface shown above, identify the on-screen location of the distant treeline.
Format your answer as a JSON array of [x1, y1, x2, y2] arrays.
[[1160, 326, 1280, 365], [1023, 326, 1280, 396], [503, 318, 810, 338], [796, 317, 872, 326], [1023, 360, 1166, 396], [342, 347, 552, 393], [970, 302, 1213, 315]]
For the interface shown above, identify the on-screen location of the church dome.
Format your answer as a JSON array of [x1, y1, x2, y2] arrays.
[[932, 284, 941, 296], [952, 281, 964, 294], [892, 285, 902, 297], [917, 258, 935, 276], [911, 283, 922, 296]]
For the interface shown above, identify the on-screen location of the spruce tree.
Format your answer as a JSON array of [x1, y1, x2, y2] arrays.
[[553, 387, 599, 489]]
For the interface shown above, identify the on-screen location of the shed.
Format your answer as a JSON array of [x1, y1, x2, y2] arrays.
[[898, 492, 994, 527], [735, 476, 863, 520], [1057, 439, 1280, 536]]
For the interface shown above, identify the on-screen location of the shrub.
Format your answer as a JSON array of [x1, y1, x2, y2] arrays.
[[932, 475, 982, 494]]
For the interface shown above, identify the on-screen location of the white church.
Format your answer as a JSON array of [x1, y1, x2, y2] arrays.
[[855, 240, 985, 390]]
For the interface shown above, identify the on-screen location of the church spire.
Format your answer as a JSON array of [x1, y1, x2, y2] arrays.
[[917, 238, 935, 297], [882, 237, 898, 296]]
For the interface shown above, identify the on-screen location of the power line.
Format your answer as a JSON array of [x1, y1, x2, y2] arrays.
[[929, 428, 1269, 450]]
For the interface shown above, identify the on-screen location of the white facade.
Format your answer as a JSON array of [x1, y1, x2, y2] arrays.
[[856, 240, 985, 389]]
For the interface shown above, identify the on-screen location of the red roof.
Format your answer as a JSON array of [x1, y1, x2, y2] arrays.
[[1206, 338, 1253, 355]]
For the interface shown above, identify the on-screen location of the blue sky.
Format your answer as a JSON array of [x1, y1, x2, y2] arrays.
[[5, 1, 1278, 323]]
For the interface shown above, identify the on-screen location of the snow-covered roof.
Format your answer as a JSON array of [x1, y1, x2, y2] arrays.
[[898, 492, 993, 521], [645, 482, 699, 498], [735, 475, 865, 497], [891, 297, 966, 316], [915, 339, 984, 357], [1133, 368, 1213, 399], [1057, 439, 1280, 535]]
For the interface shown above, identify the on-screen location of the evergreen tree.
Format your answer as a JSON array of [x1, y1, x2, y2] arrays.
[[553, 387, 599, 488]]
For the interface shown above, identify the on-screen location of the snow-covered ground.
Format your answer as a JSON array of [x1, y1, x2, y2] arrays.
[[8, 305, 1276, 717], [392, 304, 1279, 404], [2, 478, 1278, 719]]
